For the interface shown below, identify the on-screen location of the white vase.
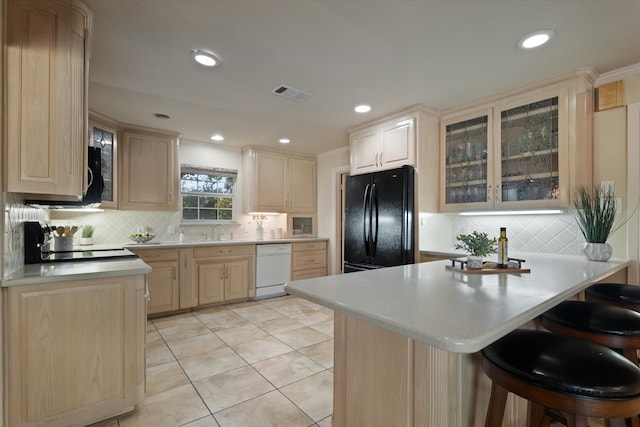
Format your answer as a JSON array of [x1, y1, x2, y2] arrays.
[[79, 237, 94, 246], [467, 255, 484, 269], [583, 243, 612, 262]]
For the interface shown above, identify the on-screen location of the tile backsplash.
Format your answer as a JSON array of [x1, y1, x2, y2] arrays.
[[3, 193, 47, 278], [48, 210, 287, 245], [453, 213, 583, 255]]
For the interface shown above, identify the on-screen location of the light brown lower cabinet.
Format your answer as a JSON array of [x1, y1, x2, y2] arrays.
[[332, 312, 529, 427], [194, 245, 256, 305], [3, 275, 146, 427], [133, 245, 256, 316], [291, 241, 327, 280], [133, 248, 179, 315]]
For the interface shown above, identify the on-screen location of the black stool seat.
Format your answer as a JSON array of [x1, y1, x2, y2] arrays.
[[483, 329, 640, 399], [540, 300, 640, 366], [542, 300, 640, 338], [586, 283, 640, 309]]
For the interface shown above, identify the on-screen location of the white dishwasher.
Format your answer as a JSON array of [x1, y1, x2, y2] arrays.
[[255, 243, 292, 299]]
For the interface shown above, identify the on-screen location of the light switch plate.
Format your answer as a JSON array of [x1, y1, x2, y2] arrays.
[[601, 181, 614, 193]]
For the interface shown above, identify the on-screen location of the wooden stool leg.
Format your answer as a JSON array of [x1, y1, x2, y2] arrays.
[[485, 382, 509, 427], [573, 415, 588, 427], [528, 402, 549, 427], [606, 419, 629, 427]]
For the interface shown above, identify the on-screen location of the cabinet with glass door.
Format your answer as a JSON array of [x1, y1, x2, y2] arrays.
[[497, 95, 562, 205], [441, 111, 492, 209], [440, 75, 592, 212], [89, 113, 118, 208]]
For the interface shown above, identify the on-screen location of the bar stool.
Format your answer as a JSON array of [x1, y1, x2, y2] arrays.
[[482, 329, 640, 427], [540, 300, 640, 365], [585, 283, 640, 312]]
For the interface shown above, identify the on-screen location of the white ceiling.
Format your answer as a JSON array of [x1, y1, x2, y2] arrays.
[[86, 0, 640, 155]]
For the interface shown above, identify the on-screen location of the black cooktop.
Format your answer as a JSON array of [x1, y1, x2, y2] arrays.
[[40, 248, 137, 263]]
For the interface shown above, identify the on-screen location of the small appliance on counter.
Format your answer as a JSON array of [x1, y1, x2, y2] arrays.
[[24, 221, 137, 264]]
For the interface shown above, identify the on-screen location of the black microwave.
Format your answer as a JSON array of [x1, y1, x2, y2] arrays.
[[26, 146, 104, 208]]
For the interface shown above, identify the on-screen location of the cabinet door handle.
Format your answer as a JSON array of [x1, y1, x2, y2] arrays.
[[172, 266, 176, 280], [379, 151, 383, 166], [487, 185, 492, 202], [495, 185, 501, 203], [220, 266, 224, 281], [144, 278, 151, 302], [225, 266, 229, 280]]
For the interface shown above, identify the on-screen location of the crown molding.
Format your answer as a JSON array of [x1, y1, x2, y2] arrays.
[[595, 63, 640, 86]]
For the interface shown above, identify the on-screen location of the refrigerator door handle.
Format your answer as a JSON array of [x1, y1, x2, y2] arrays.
[[363, 183, 371, 256], [370, 183, 378, 257]]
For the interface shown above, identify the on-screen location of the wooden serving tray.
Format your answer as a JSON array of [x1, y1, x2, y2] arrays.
[[446, 257, 531, 275]]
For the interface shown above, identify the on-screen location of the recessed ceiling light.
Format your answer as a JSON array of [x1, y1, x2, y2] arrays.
[[211, 134, 224, 141], [354, 104, 372, 113], [517, 30, 555, 49], [279, 138, 290, 144], [190, 49, 220, 67], [153, 113, 170, 119]]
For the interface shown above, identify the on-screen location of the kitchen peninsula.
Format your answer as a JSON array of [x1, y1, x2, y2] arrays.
[[285, 253, 632, 426]]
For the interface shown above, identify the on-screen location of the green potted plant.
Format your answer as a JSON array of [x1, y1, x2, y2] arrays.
[[454, 231, 496, 269], [79, 225, 95, 246], [573, 185, 621, 261]]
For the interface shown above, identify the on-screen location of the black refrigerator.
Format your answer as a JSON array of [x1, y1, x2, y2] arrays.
[[343, 165, 415, 273]]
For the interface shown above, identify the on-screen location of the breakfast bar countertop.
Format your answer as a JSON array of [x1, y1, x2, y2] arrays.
[[285, 253, 632, 353], [1, 258, 152, 287]]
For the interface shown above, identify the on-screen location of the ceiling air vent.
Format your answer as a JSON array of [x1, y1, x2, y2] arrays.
[[271, 85, 312, 102]]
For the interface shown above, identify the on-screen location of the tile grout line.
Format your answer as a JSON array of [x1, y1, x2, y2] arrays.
[[144, 298, 333, 426]]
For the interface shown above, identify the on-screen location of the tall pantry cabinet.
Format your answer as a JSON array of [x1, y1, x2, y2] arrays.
[[5, 0, 92, 198]]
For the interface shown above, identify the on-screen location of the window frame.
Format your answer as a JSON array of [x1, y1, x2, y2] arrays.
[[179, 164, 238, 224]]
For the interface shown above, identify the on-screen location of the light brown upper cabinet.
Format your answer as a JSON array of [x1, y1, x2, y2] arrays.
[[348, 105, 440, 213], [242, 147, 316, 214], [349, 112, 416, 175], [5, 0, 91, 197], [119, 127, 180, 211], [440, 72, 594, 212]]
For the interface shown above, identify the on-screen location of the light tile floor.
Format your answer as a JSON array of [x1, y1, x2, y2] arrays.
[[99, 295, 334, 427]]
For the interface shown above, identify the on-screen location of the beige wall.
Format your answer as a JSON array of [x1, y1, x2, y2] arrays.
[[316, 146, 350, 274], [594, 69, 640, 259]]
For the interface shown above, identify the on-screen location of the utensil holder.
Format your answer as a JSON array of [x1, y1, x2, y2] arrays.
[[54, 236, 74, 251]]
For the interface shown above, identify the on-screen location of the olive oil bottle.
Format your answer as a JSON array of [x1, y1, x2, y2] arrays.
[[498, 227, 508, 268]]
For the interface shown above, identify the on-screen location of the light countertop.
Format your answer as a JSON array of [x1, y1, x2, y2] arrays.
[[284, 253, 631, 353], [125, 237, 328, 249], [1, 258, 152, 287]]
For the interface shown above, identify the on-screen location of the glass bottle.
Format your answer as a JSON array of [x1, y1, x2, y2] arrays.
[[498, 227, 508, 268]]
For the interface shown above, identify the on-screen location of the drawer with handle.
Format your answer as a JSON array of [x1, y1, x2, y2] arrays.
[[292, 241, 326, 252], [292, 249, 327, 271], [193, 244, 255, 259], [131, 248, 178, 262]]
